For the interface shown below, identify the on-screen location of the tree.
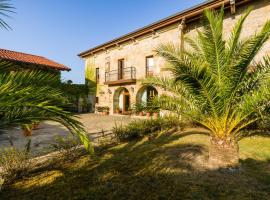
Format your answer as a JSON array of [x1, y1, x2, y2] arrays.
[[0, 0, 92, 154], [142, 8, 270, 167]]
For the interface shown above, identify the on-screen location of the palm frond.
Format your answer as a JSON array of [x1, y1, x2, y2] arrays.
[[0, 68, 93, 154], [0, 0, 14, 30]]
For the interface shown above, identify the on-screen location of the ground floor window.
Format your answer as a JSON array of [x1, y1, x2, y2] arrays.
[[136, 86, 158, 106]]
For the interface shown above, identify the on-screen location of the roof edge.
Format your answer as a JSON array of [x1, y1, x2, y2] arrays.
[[79, 0, 251, 58]]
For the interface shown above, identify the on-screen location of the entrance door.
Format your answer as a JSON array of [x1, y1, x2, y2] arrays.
[[123, 91, 130, 113], [118, 59, 124, 80]]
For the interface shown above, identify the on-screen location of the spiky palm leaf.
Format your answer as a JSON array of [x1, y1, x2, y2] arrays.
[[142, 8, 270, 141], [0, 65, 93, 153], [0, 1, 92, 154], [0, 0, 14, 30]]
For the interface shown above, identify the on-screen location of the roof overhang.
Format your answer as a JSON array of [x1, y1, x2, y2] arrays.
[[78, 0, 251, 58]]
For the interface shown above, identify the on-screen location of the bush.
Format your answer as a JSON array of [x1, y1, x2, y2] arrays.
[[113, 116, 182, 141], [97, 136, 116, 149], [96, 106, 110, 113], [50, 135, 82, 160], [0, 148, 31, 183]]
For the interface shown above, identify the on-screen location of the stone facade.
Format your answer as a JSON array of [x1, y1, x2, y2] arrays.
[[82, 0, 270, 115]]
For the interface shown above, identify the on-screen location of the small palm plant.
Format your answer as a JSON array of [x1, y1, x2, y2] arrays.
[[142, 8, 270, 167]]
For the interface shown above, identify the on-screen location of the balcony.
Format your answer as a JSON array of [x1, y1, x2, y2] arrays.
[[105, 67, 136, 86]]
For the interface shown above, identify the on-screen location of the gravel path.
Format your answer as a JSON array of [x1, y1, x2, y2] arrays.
[[0, 114, 133, 156]]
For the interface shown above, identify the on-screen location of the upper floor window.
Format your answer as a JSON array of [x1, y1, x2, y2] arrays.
[[146, 56, 154, 77], [105, 57, 110, 72], [118, 59, 125, 80], [96, 67, 100, 83]]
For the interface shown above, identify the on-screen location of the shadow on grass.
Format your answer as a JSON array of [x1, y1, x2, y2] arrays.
[[1, 129, 270, 200]]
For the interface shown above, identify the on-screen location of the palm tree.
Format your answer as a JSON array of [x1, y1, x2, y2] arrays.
[[0, 0, 92, 154], [0, 64, 93, 154], [142, 8, 270, 167]]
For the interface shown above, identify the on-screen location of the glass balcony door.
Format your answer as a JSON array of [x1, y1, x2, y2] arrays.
[[118, 59, 124, 80]]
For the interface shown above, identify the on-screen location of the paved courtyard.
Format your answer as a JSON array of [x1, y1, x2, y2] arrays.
[[0, 114, 133, 156]]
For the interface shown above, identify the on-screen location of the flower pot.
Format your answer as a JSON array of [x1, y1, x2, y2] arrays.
[[102, 111, 109, 115], [22, 129, 32, 137], [153, 112, 159, 119], [146, 112, 151, 117], [32, 123, 40, 130], [115, 109, 120, 114]]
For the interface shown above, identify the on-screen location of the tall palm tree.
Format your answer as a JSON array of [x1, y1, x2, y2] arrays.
[[142, 8, 270, 167], [0, 0, 92, 154]]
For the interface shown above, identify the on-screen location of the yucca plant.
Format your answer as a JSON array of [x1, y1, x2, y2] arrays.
[[142, 7, 270, 167]]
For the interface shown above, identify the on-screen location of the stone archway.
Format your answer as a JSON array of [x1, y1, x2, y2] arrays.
[[113, 87, 130, 114], [136, 86, 158, 106]]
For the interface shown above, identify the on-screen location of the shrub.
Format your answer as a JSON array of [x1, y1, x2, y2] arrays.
[[0, 176, 3, 191], [97, 136, 116, 149], [113, 116, 182, 141], [50, 135, 82, 160], [96, 106, 110, 113], [0, 148, 31, 183], [132, 102, 146, 114]]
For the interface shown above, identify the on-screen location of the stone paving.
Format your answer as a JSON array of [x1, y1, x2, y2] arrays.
[[0, 114, 133, 156]]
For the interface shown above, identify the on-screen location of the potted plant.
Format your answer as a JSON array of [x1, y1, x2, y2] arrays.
[[103, 106, 110, 115], [21, 124, 33, 137], [32, 121, 40, 130], [115, 106, 120, 114], [145, 106, 152, 117], [134, 103, 144, 116], [152, 106, 160, 119], [95, 106, 103, 114]]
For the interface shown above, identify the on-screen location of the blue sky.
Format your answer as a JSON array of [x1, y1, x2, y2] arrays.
[[0, 0, 204, 83]]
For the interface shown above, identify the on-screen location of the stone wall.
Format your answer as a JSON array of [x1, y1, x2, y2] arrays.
[[83, 0, 270, 115]]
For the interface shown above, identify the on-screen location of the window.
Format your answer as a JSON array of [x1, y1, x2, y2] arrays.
[[105, 57, 110, 72], [146, 56, 154, 77], [95, 97, 99, 104], [96, 68, 100, 83], [118, 59, 124, 80]]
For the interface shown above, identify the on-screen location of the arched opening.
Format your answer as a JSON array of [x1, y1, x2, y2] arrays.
[[113, 87, 130, 114], [136, 86, 158, 106]]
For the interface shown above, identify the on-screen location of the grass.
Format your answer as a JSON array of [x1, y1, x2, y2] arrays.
[[1, 128, 270, 200]]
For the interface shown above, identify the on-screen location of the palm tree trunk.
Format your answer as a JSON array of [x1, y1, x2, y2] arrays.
[[209, 136, 239, 168]]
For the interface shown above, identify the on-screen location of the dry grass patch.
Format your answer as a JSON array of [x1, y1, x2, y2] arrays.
[[0, 128, 269, 200]]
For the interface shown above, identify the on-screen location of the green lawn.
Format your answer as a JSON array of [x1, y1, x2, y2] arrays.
[[1, 128, 270, 200]]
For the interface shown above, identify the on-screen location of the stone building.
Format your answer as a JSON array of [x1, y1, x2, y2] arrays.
[[79, 0, 270, 115]]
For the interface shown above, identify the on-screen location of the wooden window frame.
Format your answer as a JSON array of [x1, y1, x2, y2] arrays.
[[118, 58, 125, 80], [96, 67, 100, 83], [146, 55, 154, 77]]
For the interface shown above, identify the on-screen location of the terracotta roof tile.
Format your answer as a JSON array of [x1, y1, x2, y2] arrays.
[[0, 49, 70, 71]]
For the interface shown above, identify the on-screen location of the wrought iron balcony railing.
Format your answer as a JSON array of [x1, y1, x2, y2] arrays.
[[105, 67, 136, 85]]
